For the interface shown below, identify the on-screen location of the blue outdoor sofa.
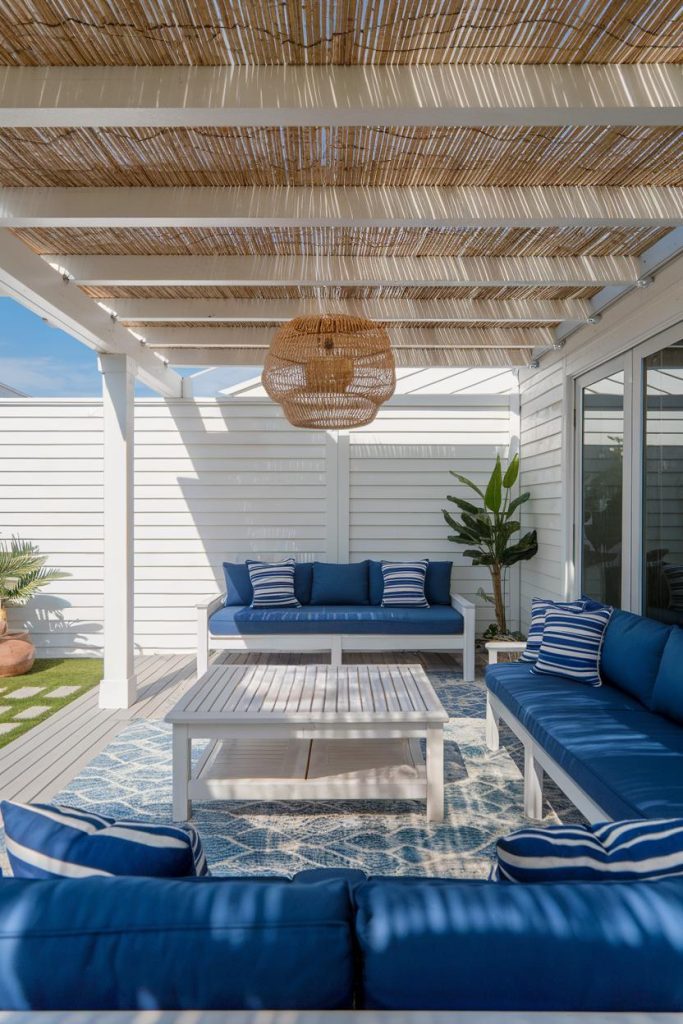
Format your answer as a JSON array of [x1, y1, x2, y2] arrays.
[[197, 559, 476, 680], [485, 608, 683, 821], [2, 868, 683, 1011]]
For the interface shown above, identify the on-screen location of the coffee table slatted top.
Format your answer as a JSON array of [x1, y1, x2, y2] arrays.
[[166, 663, 448, 724]]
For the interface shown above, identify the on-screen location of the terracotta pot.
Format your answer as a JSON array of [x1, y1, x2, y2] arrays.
[[0, 635, 35, 677]]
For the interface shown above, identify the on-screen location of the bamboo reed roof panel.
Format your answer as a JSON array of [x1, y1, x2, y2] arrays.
[[0, 1, 679, 65], [1, 126, 681, 188], [83, 284, 601, 302], [17, 226, 667, 260], [127, 319, 551, 331]]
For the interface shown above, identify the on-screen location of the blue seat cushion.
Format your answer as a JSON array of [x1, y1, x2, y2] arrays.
[[310, 561, 369, 605], [0, 876, 354, 1010], [486, 662, 683, 819], [224, 562, 313, 606], [601, 608, 672, 706], [651, 625, 683, 725], [353, 877, 683, 1010], [209, 604, 464, 636], [368, 560, 452, 606]]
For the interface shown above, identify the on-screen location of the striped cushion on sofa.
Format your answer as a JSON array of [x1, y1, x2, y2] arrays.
[[496, 819, 683, 883], [380, 560, 430, 607], [247, 559, 300, 608], [531, 603, 612, 686], [0, 801, 208, 879], [520, 598, 589, 663]]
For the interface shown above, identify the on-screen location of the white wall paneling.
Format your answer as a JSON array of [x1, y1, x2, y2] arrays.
[[0, 388, 515, 655]]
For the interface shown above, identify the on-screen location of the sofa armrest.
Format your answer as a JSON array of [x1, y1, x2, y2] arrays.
[[196, 594, 224, 677], [485, 640, 527, 665], [450, 592, 475, 616], [197, 594, 225, 618], [451, 592, 476, 683]]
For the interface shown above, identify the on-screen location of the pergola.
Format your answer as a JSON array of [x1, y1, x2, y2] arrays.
[[0, 2, 680, 707]]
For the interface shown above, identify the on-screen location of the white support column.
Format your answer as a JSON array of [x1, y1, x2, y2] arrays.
[[98, 354, 137, 709]]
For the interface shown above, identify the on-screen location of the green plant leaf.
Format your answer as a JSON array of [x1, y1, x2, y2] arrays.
[[502, 453, 520, 489], [446, 495, 483, 516], [501, 530, 539, 567], [484, 456, 503, 513], [506, 492, 531, 517], [449, 470, 485, 499]]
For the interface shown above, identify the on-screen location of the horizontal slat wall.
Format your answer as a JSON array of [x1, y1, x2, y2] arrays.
[[0, 401, 105, 655], [348, 401, 512, 630], [518, 360, 566, 629], [0, 392, 514, 654]]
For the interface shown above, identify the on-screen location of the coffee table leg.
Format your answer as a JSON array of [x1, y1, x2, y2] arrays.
[[426, 726, 445, 822], [172, 725, 192, 821]]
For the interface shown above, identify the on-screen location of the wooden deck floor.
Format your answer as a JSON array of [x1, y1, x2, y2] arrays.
[[0, 650, 466, 804]]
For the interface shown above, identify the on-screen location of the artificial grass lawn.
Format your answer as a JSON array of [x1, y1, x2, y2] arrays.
[[0, 659, 102, 751]]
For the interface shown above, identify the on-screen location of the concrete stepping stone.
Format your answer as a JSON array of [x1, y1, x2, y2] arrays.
[[46, 686, 80, 699], [14, 705, 50, 720], [6, 686, 44, 700], [0, 723, 19, 735]]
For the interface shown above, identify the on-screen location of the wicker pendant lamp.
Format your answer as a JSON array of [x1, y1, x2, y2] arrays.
[[262, 314, 396, 430]]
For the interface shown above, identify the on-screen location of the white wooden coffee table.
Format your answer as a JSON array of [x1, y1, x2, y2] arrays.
[[166, 663, 449, 822]]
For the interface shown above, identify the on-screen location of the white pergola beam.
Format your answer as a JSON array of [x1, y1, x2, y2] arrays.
[[0, 231, 181, 397], [0, 65, 680, 128], [157, 346, 532, 368], [6, 186, 681, 228], [113, 296, 591, 324], [52, 253, 641, 288], [143, 325, 552, 351]]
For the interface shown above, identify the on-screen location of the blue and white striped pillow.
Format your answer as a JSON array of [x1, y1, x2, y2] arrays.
[[520, 598, 589, 663], [381, 559, 430, 607], [531, 603, 612, 686], [496, 818, 683, 883], [0, 801, 209, 879], [247, 558, 300, 608]]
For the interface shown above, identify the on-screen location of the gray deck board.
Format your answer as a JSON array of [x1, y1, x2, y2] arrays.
[[0, 650, 465, 804]]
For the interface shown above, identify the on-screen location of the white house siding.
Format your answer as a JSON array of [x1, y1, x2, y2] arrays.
[[0, 390, 515, 655]]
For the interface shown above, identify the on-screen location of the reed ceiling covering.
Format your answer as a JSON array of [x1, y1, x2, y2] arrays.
[[0, 1, 679, 65], [0, 0, 680, 378]]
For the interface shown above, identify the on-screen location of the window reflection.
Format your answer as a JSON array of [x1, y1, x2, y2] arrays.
[[643, 342, 683, 626], [581, 372, 624, 606]]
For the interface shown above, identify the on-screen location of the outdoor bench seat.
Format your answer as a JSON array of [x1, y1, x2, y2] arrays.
[[207, 603, 465, 636], [485, 607, 683, 821], [2, 870, 683, 1011], [197, 559, 475, 680]]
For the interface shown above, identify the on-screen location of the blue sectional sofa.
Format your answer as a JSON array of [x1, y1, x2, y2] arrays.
[[2, 869, 683, 1011], [485, 608, 683, 821], [197, 559, 475, 680]]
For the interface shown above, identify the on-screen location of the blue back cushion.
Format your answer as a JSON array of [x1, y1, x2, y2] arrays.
[[224, 561, 314, 606], [651, 626, 683, 724], [0, 876, 354, 1010], [354, 877, 683, 1010], [310, 561, 369, 605], [368, 560, 452, 605], [601, 609, 672, 706]]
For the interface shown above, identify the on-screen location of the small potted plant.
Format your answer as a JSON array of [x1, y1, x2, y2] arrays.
[[443, 453, 538, 642], [0, 537, 70, 676]]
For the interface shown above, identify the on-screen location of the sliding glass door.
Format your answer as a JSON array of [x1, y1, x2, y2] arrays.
[[576, 362, 627, 607], [642, 341, 683, 626], [574, 327, 683, 619]]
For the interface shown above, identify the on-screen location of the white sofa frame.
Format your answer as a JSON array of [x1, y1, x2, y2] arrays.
[[485, 690, 611, 824], [197, 592, 476, 682]]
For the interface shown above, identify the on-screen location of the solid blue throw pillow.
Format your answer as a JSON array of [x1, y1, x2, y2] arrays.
[[223, 561, 253, 606], [1, 802, 208, 879], [531, 603, 612, 686], [651, 626, 683, 724], [496, 818, 683, 883], [601, 608, 672, 706], [310, 561, 369, 605]]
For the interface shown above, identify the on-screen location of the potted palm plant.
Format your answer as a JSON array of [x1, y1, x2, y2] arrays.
[[443, 454, 537, 639], [0, 537, 70, 676]]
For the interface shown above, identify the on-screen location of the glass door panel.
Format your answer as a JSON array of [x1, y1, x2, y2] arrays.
[[580, 371, 625, 606], [642, 341, 683, 626]]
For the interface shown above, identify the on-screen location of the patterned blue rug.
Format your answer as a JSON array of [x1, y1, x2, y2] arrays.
[[1, 674, 579, 878]]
